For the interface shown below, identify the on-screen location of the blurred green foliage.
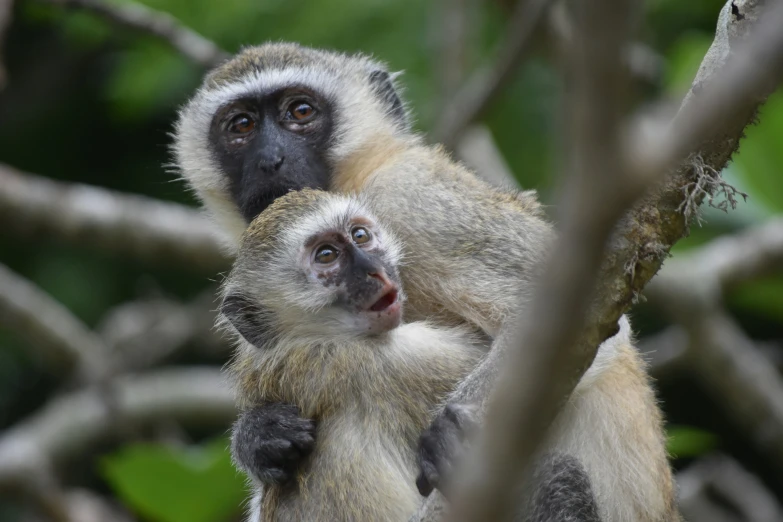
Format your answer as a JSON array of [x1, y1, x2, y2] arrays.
[[102, 439, 246, 522], [667, 426, 719, 459], [1, 0, 783, 519]]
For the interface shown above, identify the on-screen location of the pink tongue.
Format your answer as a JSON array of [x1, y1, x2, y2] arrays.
[[370, 290, 397, 312]]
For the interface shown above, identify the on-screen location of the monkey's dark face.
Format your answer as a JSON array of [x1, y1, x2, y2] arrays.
[[209, 88, 334, 222], [304, 219, 402, 335]]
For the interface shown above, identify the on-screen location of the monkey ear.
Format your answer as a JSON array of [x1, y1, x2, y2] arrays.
[[368, 69, 409, 129], [221, 293, 274, 348]]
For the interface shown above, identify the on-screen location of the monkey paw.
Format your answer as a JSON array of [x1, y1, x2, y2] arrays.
[[231, 403, 316, 485], [416, 402, 480, 497]]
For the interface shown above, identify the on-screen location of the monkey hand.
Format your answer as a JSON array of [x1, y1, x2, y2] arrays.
[[416, 402, 480, 498], [231, 403, 316, 484]]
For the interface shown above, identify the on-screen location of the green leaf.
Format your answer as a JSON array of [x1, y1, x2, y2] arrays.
[[667, 425, 718, 459], [101, 439, 246, 522], [731, 90, 783, 213], [728, 276, 783, 324], [664, 32, 713, 97]]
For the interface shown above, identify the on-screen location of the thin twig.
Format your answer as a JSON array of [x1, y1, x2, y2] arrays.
[[432, 0, 552, 148], [0, 164, 230, 273], [39, 0, 228, 68]]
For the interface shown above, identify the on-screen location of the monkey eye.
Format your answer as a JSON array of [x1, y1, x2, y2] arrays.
[[285, 101, 316, 123], [351, 227, 371, 245], [314, 245, 339, 264], [227, 113, 256, 134]]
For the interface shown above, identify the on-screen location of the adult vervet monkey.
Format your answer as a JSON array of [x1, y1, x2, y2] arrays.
[[173, 42, 679, 522]]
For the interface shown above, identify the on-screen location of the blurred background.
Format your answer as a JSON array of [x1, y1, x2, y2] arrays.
[[0, 0, 781, 521]]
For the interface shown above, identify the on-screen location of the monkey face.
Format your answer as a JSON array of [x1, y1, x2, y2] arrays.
[[303, 220, 403, 335], [221, 191, 405, 346], [208, 87, 333, 222], [175, 43, 411, 244]]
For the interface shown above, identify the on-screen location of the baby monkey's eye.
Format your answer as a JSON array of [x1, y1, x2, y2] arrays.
[[352, 227, 371, 244], [286, 101, 315, 122], [228, 113, 256, 134], [314, 245, 339, 264]]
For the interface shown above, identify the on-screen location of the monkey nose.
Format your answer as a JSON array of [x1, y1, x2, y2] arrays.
[[368, 271, 391, 285], [258, 155, 285, 173]]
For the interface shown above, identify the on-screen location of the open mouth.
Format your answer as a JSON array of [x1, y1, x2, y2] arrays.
[[369, 288, 399, 312]]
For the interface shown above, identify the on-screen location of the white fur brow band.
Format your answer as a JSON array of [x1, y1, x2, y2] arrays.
[[196, 68, 345, 118]]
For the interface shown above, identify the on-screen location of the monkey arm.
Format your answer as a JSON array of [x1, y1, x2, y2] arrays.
[[231, 403, 316, 485], [416, 320, 678, 522]]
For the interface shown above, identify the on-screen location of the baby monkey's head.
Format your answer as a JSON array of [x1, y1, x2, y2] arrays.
[[221, 189, 404, 347]]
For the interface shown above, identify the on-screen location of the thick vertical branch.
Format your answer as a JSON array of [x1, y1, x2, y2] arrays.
[[446, 2, 636, 521], [411, 1, 783, 521]]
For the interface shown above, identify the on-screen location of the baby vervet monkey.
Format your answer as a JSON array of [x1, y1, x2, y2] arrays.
[[220, 189, 485, 521]]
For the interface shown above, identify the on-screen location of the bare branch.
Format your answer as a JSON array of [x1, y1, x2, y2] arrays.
[[411, 2, 783, 521], [649, 315, 783, 471], [0, 367, 234, 490], [641, 216, 783, 472], [455, 125, 517, 187], [433, 0, 476, 103], [97, 290, 226, 371], [432, 0, 552, 148], [679, 455, 783, 522], [0, 164, 230, 272], [547, 3, 665, 87], [39, 0, 228, 68], [448, 0, 638, 520], [639, 326, 690, 376], [647, 217, 783, 310], [0, 262, 110, 383], [630, 0, 783, 184]]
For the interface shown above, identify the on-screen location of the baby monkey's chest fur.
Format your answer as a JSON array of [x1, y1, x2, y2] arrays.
[[234, 327, 483, 522]]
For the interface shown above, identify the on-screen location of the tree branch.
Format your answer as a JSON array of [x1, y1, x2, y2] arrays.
[[39, 0, 228, 68], [446, 0, 637, 519], [0, 262, 110, 383], [432, 0, 552, 148], [685, 314, 783, 469], [679, 455, 783, 522], [646, 217, 783, 313], [643, 218, 783, 471], [97, 290, 226, 371], [0, 367, 234, 490], [0, 164, 230, 272], [455, 125, 517, 187], [410, 2, 783, 521]]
